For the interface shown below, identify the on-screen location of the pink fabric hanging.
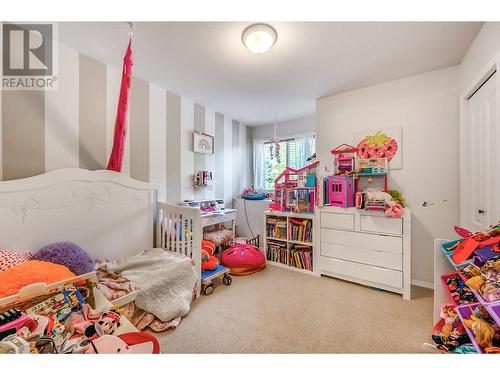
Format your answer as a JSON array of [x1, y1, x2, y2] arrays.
[[107, 39, 133, 172]]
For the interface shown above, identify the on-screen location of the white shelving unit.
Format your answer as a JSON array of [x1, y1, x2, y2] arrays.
[[263, 210, 318, 275]]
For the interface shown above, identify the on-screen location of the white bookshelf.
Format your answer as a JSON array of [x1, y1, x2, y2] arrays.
[[263, 210, 318, 275]]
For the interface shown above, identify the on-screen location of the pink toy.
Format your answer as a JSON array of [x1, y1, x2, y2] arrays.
[[331, 144, 357, 175], [326, 176, 355, 208], [84, 333, 159, 354], [454, 226, 474, 238], [385, 204, 404, 218], [0, 310, 36, 337], [270, 161, 319, 213]]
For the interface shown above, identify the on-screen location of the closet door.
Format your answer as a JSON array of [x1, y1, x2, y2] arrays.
[[466, 72, 498, 232]]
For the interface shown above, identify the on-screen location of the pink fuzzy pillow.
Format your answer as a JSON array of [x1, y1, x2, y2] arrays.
[[0, 249, 33, 272]]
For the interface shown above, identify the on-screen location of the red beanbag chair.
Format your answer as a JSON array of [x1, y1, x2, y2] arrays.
[[220, 243, 265, 276]]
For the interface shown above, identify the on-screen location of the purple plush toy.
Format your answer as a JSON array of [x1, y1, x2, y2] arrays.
[[32, 241, 95, 275]]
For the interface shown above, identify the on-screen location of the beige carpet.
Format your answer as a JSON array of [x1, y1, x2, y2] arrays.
[[156, 265, 433, 353]]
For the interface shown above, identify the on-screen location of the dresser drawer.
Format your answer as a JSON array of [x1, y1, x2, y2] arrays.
[[360, 215, 402, 236], [320, 212, 355, 230], [320, 228, 402, 254], [320, 242, 402, 271], [320, 256, 402, 289]]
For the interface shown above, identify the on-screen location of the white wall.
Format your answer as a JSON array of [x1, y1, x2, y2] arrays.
[[459, 22, 500, 94], [317, 66, 460, 286], [251, 114, 315, 140]]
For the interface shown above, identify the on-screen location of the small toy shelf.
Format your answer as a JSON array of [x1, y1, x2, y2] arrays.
[[264, 211, 316, 274]]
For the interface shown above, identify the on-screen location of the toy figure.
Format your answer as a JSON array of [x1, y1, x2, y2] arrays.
[[85, 307, 122, 339], [201, 249, 219, 271]]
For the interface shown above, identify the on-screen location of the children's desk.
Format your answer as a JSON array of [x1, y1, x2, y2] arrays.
[[201, 208, 237, 238]]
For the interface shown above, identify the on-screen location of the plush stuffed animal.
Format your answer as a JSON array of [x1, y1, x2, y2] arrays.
[[201, 249, 219, 271], [385, 203, 404, 218], [202, 240, 216, 254], [201, 240, 219, 271], [84, 307, 122, 339]]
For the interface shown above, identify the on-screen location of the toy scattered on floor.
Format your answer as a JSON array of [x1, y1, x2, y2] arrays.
[[221, 241, 266, 276], [201, 240, 219, 272], [0, 334, 30, 354], [0, 280, 161, 354], [84, 307, 122, 339], [84, 332, 160, 354], [201, 264, 232, 295]]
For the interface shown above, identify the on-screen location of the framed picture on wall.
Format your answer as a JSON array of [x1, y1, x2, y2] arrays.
[[193, 131, 215, 155]]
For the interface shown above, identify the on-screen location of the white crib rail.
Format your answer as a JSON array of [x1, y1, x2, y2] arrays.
[[156, 202, 202, 282]]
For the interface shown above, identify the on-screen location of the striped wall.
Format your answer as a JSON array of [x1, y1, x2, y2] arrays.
[[0, 42, 251, 206]]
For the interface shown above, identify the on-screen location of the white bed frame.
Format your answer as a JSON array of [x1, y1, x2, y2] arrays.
[[0, 168, 202, 304]]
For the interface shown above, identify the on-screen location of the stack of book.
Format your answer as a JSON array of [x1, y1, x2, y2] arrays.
[[289, 244, 313, 271], [266, 240, 288, 264], [266, 217, 287, 240], [289, 218, 312, 243]]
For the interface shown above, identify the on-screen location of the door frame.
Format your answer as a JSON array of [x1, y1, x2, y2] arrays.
[[459, 53, 500, 228]]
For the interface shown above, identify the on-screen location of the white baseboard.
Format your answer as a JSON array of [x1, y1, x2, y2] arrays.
[[411, 279, 434, 290]]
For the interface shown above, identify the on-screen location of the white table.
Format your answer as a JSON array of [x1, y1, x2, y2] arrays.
[[201, 208, 237, 238]]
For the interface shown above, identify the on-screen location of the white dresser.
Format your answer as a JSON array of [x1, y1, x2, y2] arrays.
[[317, 206, 411, 299]]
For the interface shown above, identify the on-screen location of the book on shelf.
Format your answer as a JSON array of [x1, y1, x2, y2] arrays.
[[289, 218, 312, 243], [266, 240, 313, 271], [266, 217, 287, 240]]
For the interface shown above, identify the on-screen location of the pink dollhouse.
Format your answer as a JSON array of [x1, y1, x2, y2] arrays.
[[325, 175, 355, 208], [324, 144, 358, 208], [330, 144, 358, 175], [269, 161, 319, 213]]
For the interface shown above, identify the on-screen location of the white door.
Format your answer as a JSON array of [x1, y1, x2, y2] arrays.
[[466, 71, 498, 233]]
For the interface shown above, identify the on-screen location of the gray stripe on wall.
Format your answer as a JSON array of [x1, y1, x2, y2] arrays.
[[2, 91, 45, 180], [129, 77, 150, 182], [214, 112, 224, 200], [79, 54, 107, 170], [246, 125, 253, 187], [232, 120, 240, 199], [193, 103, 205, 200], [166, 92, 181, 203]]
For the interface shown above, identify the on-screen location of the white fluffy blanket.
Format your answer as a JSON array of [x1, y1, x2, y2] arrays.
[[106, 248, 198, 322]]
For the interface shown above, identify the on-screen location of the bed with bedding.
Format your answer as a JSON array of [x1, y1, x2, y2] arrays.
[[0, 168, 204, 351]]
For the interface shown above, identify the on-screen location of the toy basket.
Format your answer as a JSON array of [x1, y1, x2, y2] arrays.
[[440, 272, 478, 306], [440, 239, 473, 269], [483, 301, 500, 327], [456, 257, 484, 283], [455, 303, 495, 354], [431, 305, 472, 353], [456, 255, 500, 306]]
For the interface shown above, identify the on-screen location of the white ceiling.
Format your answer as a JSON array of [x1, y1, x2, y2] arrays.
[[59, 22, 482, 125]]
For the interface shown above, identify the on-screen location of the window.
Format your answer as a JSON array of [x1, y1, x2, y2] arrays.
[[263, 135, 316, 190]]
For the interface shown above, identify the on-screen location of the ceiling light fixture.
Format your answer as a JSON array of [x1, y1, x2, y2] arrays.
[[242, 24, 277, 54]]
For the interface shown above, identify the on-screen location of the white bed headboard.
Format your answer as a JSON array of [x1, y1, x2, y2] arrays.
[[0, 168, 158, 260]]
